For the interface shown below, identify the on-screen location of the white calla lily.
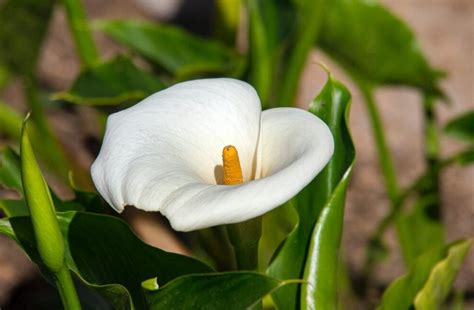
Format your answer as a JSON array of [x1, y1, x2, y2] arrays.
[[91, 78, 334, 231]]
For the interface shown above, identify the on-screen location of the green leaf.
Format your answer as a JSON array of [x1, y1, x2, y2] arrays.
[[301, 166, 353, 309], [396, 195, 444, 267], [95, 20, 244, 79], [0, 147, 22, 193], [0, 0, 55, 77], [444, 110, 474, 142], [145, 272, 294, 310], [3, 211, 213, 309], [53, 56, 166, 105], [318, 0, 442, 95], [414, 240, 472, 310], [378, 239, 471, 310], [267, 72, 354, 309]]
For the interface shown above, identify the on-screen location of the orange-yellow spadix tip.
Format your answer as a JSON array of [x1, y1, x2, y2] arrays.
[[222, 145, 243, 185]]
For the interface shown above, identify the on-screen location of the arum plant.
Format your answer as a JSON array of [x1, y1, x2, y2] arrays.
[[91, 78, 334, 268]]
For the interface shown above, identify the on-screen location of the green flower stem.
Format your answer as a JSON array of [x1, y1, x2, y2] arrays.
[[226, 216, 262, 271], [358, 83, 400, 292], [247, 0, 272, 106], [277, 0, 326, 106], [421, 94, 441, 218], [55, 266, 82, 310], [61, 0, 99, 67], [359, 84, 400, 205]]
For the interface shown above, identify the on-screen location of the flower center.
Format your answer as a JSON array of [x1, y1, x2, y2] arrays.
[[222, 145, 243, 185]]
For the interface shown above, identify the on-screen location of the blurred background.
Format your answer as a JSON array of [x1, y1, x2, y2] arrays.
[[0, 0, 472, 308]]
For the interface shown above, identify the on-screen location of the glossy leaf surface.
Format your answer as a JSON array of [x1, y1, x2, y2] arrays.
[[54, 56, 166, 105], [318, 0, 442, 94], [268, 72, 354, 309], [146, 272, 292, 310], [378, 239, 471, 309], [95, 20, 244, 79], [444, 110, 474, 142], [1, 212, 212, 309]]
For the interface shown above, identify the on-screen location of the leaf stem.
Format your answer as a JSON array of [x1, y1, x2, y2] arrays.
[[277, 0, 327, 106], [55, 266, 82, 310], [226, 216, 262, 271], [359, 84, 400, 205], [358, 83, 400, 292], [420, 94, 441, 219], [61, 0, 99, 67]]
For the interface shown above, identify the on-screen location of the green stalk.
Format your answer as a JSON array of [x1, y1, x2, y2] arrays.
[[359, 84, 400, 204], [421, 94, 441, 219], [247, 0, 272, 105], [358, 83, 400, 292], [55, 266, 82, 310], [277, 0, 326, 106], [226, 217, 262, 271], [61, 0, 99, 67]]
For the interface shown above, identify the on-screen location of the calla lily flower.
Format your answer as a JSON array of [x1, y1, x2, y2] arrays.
[[91, 78, 334, 231]]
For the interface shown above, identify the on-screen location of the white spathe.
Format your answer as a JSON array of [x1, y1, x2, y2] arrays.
[[91, 78, 334, 231]]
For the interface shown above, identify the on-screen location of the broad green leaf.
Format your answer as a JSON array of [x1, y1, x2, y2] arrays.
[[396, 195, 444, 267], [318, 0, 442, 95], [3, 212, 213, 309], [268, 72, 354, 309], [53, 56, 166, 105], [0, 0, 55, 76], [95, 20, 245, 79], [301, 73, 354, 309], [301, 167, 353, 309], [146, 272, 294, 310], [378, 239, 471, 310], [0, 147, 22, 192], [414, 239, 472, 310], [444, 110, 474, 142]]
